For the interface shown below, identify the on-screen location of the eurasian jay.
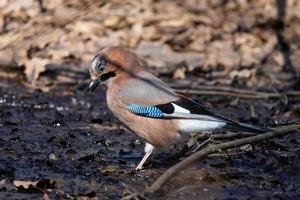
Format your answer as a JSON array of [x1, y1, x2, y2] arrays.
[[88, 46, 270, 170]]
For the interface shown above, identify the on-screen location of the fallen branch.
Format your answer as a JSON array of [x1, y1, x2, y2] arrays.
[[147, 124, 300, 192]]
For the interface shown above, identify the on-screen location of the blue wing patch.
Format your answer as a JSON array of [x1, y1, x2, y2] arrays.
[[127, 104, 164, 118]]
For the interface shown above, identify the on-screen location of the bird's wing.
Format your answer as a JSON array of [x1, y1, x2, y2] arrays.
[[125, 92, 270, 134], [119, 71, 179, 106], [119, 71, 224, 122], [126, 96, 224, 122], [119, 71, 269, 133]]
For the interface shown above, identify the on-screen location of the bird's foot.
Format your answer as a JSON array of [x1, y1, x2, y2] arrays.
[[135, 165, 143, 171]]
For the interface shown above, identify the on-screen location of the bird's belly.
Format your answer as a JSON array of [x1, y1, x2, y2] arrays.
[[109, 107, 180, 147], [178, 119, 226, 134]]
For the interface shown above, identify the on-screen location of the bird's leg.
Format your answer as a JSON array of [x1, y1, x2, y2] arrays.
[[135, 152, 151, 170], [135, 142, 154, 170]]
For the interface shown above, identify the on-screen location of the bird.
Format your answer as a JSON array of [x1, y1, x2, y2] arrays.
[[88, 46, 270, 170]]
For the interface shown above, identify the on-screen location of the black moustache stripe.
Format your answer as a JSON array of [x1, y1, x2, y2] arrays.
[[100, 71, 116, 82]]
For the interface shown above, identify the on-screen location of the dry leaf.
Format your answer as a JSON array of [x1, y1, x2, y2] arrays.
[[136, 41, 203, 71], [104, 16, 125, 29], [49, 49, 70, 61], [272, 51, 284, 66], [52, 5, 78, 27], [0, 49, 15, 67], [229, 69, 252, 79], [43, 193, 50, 200], [128, 22, 143, 48], [13, 180, 38, 189], [73, 20, 103, 35], [14, 179, 56, 191], [100, 165, 118, 174], [24, 57, 49, 83], [3, 0, 36, 15], [173, 67, 186, 80], [159, 13, 195, 28], [43, 0, 62, 10]]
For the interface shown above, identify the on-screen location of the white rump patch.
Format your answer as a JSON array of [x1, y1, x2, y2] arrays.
[[178, 119, 226, 134], [171, 103, 227, 133]]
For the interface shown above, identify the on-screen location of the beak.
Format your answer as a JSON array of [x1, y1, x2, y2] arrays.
[[88, 77, 101, 92]]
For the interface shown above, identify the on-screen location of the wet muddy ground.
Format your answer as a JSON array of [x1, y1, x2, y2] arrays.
[[1, 74, 300, 199]]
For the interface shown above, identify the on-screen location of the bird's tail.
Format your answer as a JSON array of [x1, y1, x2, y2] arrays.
[[225, 121, 271, 134]]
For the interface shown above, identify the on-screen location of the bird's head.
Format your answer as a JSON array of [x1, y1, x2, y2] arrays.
[[88, 46, 141, 92]]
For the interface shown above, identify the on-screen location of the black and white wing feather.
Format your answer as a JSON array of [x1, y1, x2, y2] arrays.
[[127, 97, 270, 134]]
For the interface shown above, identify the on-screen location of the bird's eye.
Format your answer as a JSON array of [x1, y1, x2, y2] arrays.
[[92, 58, 106, 72]]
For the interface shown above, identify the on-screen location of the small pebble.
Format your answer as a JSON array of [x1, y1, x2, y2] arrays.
[[134, 139, 141, 145], [49, 153, 57, 161]]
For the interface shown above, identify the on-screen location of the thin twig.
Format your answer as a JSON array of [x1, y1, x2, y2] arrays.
[[176, 89, 300, 99], [196, 131, 257, 140], [170, 82, 295, 96], [168, 82, 300, 99], [147, 124, 300, 192], [192, 135, 214, 152]]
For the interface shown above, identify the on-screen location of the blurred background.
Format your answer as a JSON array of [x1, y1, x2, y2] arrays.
[[1, 0, 300, 199], [0, 0, 299, 89]]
